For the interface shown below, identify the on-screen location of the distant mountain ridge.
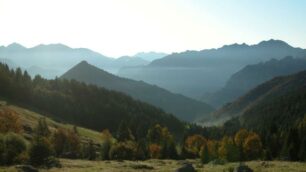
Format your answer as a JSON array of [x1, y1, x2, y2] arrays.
[[118, 39, 306, 99], [133, 52, 167, 61], [0, 43, 149, 78], [61, 61, 214, 122], [149, 39, 303, 67], [203, 56, 306, 107]]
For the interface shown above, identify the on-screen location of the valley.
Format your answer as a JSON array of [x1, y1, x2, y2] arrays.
[[1, 1, 306, 170]]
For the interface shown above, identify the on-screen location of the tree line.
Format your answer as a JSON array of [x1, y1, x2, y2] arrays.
[[0, 63, 185, 139], [0, 107, 265, 168]]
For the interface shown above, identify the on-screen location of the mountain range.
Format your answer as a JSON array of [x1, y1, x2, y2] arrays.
[[0, 43, 163, 78], [118, 39, 306, 99], [133, 52, 167, 61], [61, 61, 214, 122]]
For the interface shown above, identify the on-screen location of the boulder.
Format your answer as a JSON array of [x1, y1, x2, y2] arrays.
[[234, 164, 253, 172], [175, 163, 196, 172], [15, 165, 38, 172]]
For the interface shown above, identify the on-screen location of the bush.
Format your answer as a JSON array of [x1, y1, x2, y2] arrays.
[[184, 134, 207, 158], [0, 134, 4, 164], [223, 166, 234, 172], [209, 158, 227, 165], [200, 145, 209, 164], [100, 141, 111, 160], [29, 137, 54, 167], [1, 133, 27, 165], [81, 140, 96, 160], [44, 156, 61, 168], [52, 128, 80, 158], [0, 108, 22, 133], [109, 141, 137, 160], [148, 144, 162, 159]]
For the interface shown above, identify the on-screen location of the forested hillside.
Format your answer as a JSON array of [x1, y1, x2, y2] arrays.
[[203, 56, 306, 107], [208, 70, 306, 161], [0, 63, 185, 138], [61, 61, 214, 122]]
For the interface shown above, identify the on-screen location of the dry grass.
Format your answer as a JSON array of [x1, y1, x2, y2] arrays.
[[1, 159, 305, 172], [0, 101, 103, 143]]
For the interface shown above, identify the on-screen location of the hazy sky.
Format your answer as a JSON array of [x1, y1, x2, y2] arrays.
[[0, 0, 305, 57]]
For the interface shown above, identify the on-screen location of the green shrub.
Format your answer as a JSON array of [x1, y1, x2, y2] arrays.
[[52, 128, 80, 158], [0, 134, 4, 165], [29, 137, 54, 166], [109, 141, 137, 160], [223, 166, 234, 172], [100, 141, 111, 160], [44, 156, 61, 168], [2, 133, 27, 165], [200, 145, 210, 164], [81, 140, 96, 160]]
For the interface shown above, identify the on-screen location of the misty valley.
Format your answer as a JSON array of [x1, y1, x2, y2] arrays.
[[1, 0, 306, 171]]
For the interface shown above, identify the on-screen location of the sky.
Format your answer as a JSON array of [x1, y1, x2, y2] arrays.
[[0, 0, 305, 57]]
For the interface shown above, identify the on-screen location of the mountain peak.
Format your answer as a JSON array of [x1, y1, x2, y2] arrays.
[[7, 42, 26, 49], [32, 43, 71, 50], [257, 39, 291, 48], [79, 60, 89, 65], [73, 60, 93, 69], [221, 42, 249, 50]]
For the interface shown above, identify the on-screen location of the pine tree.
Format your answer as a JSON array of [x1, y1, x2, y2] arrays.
[[116, 121, 134, 142], [200, 144, 210, 164], [35, 118, 50, 137]]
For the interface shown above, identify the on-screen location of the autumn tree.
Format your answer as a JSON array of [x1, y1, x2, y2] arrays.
[[100, 129, 114, 160], [184, 134, 206, 158], [0, 108, 22, 133], [234, 129, 249, 161], [109, 141, 137, 160], [148, 144, 162, 159], [218, 136, 239, 162], [206, 139, 219, 160], [52, 128, 80, 158], [146, 124, 177, 159], [243, 132, 262, 160]]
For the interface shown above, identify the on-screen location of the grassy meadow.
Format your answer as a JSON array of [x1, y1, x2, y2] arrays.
[[1, 159, 306, 172]]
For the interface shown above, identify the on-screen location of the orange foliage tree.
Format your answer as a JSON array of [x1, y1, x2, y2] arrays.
[[184, 134, 207, 157], [148, 143, 162, 159], [0, 108, 22, 133]]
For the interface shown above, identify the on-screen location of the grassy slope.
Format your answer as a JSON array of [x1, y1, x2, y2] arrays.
[[1, 159, 306, 172], [0, 100, 103, 143], [1, 101, 306, 172]]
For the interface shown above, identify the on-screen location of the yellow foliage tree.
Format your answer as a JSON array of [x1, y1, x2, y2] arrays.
[[206, 139, 219, 160], [243, 132, 262, 160], [234, 128, 249, 146], [218, 136, 239, 162]]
